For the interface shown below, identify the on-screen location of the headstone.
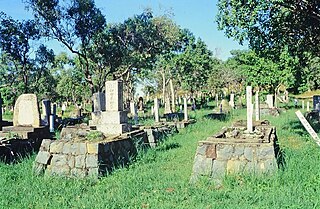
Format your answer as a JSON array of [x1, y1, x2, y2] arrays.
[[151, 105, 154, 116], [229, 93, 235, 109], [130, 102, 135, 115], [255, 91, 260, 121], [138, 97, 144, 111], [246, 86, 253, 132], [13, 94, 40, 127], [295, 110, 320, 146], [92, 92, 106, 112], [302, 100, 305, 109], [184, 97, 188, 121], [164, 96, 172, 114], [307, 101, 310, 111], [154, 98, 159, 123], [94, 80, 130, 135], [215, 94, 219, 107], [49, 115, 54, 132], [41, 99, 51, 126], [266, 95, 274, 108], [313, 95, 320, 111], [0, 94, 2, 122]]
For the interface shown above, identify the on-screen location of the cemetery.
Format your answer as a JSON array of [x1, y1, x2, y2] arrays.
[[0, 0, 319, 208]]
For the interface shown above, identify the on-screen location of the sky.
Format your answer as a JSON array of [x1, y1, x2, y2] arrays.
[[0, 0, 247, 60]]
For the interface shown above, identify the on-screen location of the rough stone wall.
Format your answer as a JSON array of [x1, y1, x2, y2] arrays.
[[190, 126, 278, 183], [34, 138, 137, 178]]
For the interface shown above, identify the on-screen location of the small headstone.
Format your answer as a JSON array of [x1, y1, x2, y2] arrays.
[[313, 95, 320, 111], [255, 91, 260, 121], [41, 99, 51, 126], [246, 86, 253, 132], [296, 110, 320, 146], [130, 102, 135, 115], [184, 97, 188, 121], [92, 92, 106, 112], [154, 98, 159, 123], [266, 94, 274, 108], [229, 93, 235, 109], [13, 94, 40, 127]]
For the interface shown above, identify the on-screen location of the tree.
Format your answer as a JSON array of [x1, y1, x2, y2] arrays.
[[26, 0, 106, 94], [216, 0, 320, 58], [0, 13, 40, 93]]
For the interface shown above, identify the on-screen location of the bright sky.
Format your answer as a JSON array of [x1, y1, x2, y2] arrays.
[[0, 0, 247, 60]]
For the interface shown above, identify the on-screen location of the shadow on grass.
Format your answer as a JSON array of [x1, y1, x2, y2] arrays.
[[156, 142, 181, 152], [204, 113, 228, 121]]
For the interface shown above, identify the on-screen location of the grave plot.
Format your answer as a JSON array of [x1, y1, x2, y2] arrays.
[[0, 94, 52, 163], [191, 86, 280, 184]]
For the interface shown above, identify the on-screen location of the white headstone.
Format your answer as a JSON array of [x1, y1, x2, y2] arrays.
[[302, 100, 305, 109], [184, 97, 188, 121], [266, 94, 274, 108], [229, 93, 235, 109], [130, 102, 135, 115], [215, 94, 219, 107], [296, 110, 320, 146], [105, 80, 123, 111], [13, 94, 40, 127], [246, 86, 253, 132], [255, 91, 260, 121], [154, 98, 159, 123]]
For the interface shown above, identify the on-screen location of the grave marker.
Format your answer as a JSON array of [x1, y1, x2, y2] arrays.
[[184, 97, 188, 121], [295, 110, 320, 146], [246, 86, 253, 132], [13, 94, 40, 127], [255, 91, 260, 121], [154, 98, 159, 123]]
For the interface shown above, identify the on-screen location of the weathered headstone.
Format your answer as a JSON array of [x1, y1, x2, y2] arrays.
[[164, 96, 172, 114], [41, 99, 51, 126], [229, 93, 235, 109], [184, 97, 188, 121], [92, 92, 106, 112], [313, 95, 320, 111], [266, 94, 274, 108], [246, 86, 253, 132], [94, 80, 130, 135], [154, 98, 159, 123], [295, 110, 320, 146], [130, 101, 135, 115], [13, 94, 40, 127], [255, 91, 260, 121]]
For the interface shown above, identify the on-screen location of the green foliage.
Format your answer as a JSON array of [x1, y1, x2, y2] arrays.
[[216, 0, 320, 58]]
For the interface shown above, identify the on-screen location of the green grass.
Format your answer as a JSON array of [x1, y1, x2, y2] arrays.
[[1, 108, 320, 208]]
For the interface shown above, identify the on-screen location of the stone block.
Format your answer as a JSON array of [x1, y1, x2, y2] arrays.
[[87, 143, 98, 154], [258, 146, 275, 160], [79, 143, 87, 155], [62, 142, 71, 154], [206, 144, 216, 159], [88, 168, 99, 177], [35, 151, 51, 164], [227, 160, 247, 174], [40, 139, 52, 151], [68, 156, 75, 168], [70, 168, 87, 178], [51, 154, 67, 166], [96, 123, 131, 135], [260, 159, 277, 173], [192, 154, 213, 176], [75, 155, 86, 168], [233, 145, 244, 158], [13, 94, 40, 127], [197, 143, 207, 156], [50, 141, 64, 153], [70, 143, 79, 155], [216, 144, 233, 160], [100, 111, 128, 124], [86, 154, 98, 168], [211, 160, 227, 179], [47, 165, 70, 176], [244, 146, 254, 161]]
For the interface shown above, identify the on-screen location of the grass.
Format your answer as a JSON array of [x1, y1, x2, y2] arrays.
[[1, 107, 320, 208]]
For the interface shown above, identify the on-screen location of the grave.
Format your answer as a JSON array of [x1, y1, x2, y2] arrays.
[[0, 94, 51, 162], [90, 80, 131, 135], [191, 87, 279, 184]]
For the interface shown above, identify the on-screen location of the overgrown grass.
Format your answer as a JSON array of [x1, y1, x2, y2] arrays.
[[1, 108, 320, 208]]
